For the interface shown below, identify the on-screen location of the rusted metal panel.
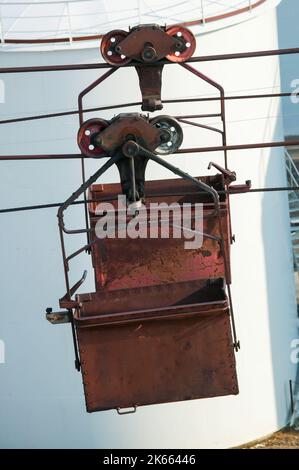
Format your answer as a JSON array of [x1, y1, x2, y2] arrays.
[[94, 114, 162, 154], [88, 175, 231, 290], [75, 279, 238, 412], [113, 25, 177, 63]]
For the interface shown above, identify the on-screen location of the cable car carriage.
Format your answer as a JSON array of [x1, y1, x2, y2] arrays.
[[46, 24, 249, 413]]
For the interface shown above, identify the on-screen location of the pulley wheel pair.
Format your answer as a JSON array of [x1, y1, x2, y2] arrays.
[[78, 116, 183, 157], [100, 26, 196, 65]]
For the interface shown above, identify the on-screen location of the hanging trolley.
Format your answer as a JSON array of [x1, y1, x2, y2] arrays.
[[46, 24, 251, 413]]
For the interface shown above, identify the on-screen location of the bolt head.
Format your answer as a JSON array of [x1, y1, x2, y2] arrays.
[[160, 129, 172, 143], [122, 141, 139, 157], [141, 46, 157, 62]]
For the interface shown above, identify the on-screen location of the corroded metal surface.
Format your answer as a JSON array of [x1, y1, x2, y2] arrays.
[[75, 279, 238, 412], [113, 25, 177, 63], [88, 175, 231, 290]]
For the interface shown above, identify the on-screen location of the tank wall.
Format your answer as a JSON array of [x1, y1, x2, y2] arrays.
[[277, 0, 299, 137], [0, 6, 297, 448]]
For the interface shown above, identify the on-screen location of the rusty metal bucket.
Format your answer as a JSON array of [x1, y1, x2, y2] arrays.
[[75, 278, 238, 412], [67, 174, 239, 412]]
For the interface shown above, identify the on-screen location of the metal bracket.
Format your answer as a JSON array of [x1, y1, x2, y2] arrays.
[[59, 270, 87, 309], [116, 150, 148, 203], [46, 308, 71, 325], [135, 64, 164, 112], [229, 180, 252, 193], [208, 162, 236, 185]]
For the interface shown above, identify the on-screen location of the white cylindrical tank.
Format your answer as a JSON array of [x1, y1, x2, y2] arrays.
[[0, 0, 297, 449]]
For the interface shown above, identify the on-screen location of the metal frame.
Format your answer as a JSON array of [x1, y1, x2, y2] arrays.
[[54, 59, 243, 368]]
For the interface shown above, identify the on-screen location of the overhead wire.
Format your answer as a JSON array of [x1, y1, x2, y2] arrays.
[[1, 186, 298, 215]]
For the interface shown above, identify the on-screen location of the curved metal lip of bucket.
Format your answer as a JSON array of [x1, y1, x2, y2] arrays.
[[74, 278, 229, 328], [74, 300, 230, 328]]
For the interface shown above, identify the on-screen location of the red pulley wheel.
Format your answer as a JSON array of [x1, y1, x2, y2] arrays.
[[100, 29, 131, 66], [166, 26, 196, 63], [77, 118, 109, 158]]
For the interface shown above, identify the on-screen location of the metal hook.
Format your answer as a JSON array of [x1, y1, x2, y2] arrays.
[[208, 162, 236, 184]]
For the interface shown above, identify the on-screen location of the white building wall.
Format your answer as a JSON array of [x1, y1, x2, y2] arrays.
[[0, 1, 297, 448]]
